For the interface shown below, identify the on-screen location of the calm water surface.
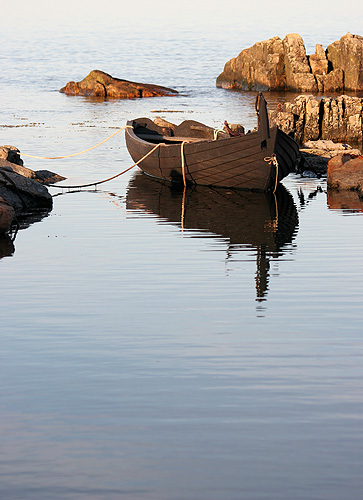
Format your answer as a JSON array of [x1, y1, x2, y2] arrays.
[[1, 14, 363, 500]]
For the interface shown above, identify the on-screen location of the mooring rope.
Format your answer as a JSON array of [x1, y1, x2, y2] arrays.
[[264, 154, 279, 194], [180, 141, 187, 187], [21, 124, 133, 160], [48, 143, 161, 189]]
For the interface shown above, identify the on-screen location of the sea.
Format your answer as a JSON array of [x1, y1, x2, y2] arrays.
[[1, 4, 363, 499]]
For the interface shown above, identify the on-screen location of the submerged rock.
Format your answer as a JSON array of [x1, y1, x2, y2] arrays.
[[60, 70, 178, 99], [217, 32, 363, 93]]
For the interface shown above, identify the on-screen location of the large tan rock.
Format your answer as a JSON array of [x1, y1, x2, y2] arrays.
[[217, 33, 363, 93], [322, 96, 363, 144], [326, 33, 363, 91], [327, 153, 363, 195], [283, 34, 318, 92], [269, 95, 363, 144], [60, 70, 178, 99], [216, 36, 286, 90]]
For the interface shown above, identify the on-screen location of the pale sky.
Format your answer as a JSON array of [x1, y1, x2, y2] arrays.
[[6, 0, 363, 33]]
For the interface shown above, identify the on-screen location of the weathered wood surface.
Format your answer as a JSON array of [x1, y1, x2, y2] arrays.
[[125, 116, 298, 191]]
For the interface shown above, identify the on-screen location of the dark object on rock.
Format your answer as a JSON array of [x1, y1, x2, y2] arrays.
[[269, 95, 363, 145], [0, 196, 15, 233], [60, 70, 178, 99], [298, 140, 361, 174], [0, 145, 66, 185], [0, 167, 53, 214], [327, 153, 363, 195], [0, 145, 23, 166], [223, 121, 245, 137], [217, 33, 363, 93], [126, 93, 299, 192]]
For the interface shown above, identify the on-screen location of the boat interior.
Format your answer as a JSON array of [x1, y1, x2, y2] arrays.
[[131, 118, 229, 144]]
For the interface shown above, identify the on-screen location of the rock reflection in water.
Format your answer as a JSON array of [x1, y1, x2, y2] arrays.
[[126, 172, 299, 302], [0, 211, 51, 261]]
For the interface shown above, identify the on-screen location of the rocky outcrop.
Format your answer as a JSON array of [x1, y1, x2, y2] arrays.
[[327, 153, 363, 195], [284, 34, 318, 92], [217, 33, 363, 93], [269, 95, 363, 144], [326, 33, 363, 91], [0, 167, 53, 214], [0, 146, 66, 185], [216, 36, 286, 91], [60, 70, 178, 99], [0, 146, 56, 215]]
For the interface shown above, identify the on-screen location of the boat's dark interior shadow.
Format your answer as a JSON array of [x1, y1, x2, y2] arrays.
[[126, 171, 299, 302]]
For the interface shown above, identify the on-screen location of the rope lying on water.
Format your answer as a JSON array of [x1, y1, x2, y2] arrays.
[[21, 124, 133, 159]]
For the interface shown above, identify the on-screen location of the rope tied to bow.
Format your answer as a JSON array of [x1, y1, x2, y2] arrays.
[[264, 154, 279, 194]]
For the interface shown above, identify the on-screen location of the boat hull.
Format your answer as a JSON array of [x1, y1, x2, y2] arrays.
[[125, 119, 298, 191]]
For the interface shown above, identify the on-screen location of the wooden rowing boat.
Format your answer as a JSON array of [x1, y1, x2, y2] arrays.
[[125, 93, 299, 191]]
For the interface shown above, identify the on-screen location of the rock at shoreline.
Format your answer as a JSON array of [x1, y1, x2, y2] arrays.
[[217, 33, 363, 93], [298, 140, 361, 174], [0, 167, 53, 214], [0, 145, 23, 166], [269, 95, 363, 145], [60, 70, 178, 99], [327, 153, 363, 195], [0, 146, 66, 185], [0, 145, 58, 216]]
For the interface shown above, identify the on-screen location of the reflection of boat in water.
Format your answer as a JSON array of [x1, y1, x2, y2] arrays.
[[126, 172, 299, 301]]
